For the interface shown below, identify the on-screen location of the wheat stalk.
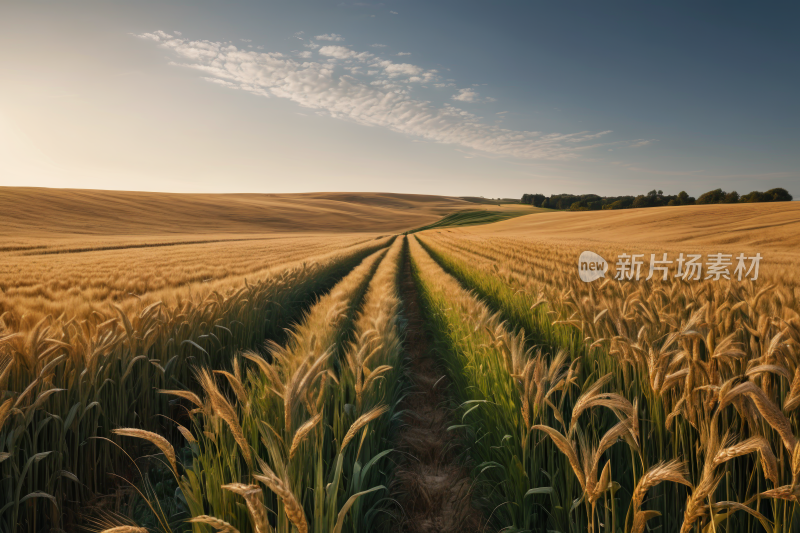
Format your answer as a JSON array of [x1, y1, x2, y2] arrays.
[[197, 368, 252, 467], [289, 412, 322, 460], [0, 398, 13, 430], [188, 515, 241, 533], [176, 423, 197, 444], [630, 460, 691, 533], [340, 404, 389, 453], [157, 389, 203, 408], [253, 469, 308, 533], [221, 483, 272, 533], [112, 428, 177, 477]]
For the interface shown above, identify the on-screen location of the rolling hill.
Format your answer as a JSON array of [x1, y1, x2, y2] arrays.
[[456, 201, 800, 251], [0, 187, 508, 239]]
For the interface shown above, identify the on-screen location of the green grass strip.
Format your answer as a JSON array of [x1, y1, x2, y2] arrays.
[[408, 209, 542, 233]]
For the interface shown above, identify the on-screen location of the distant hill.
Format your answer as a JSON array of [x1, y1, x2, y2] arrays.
[[0, 188, 480, 238], [456, 202, 800, 252], [459, 196, 522, 205]]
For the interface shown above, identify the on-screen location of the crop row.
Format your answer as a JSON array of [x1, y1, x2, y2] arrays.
[[412, 232, 800, 533], [0, 237, 391, 532], [141, 236, 407, 533]]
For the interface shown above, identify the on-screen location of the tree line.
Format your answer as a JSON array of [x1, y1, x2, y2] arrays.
[[521, 187, 793, 211]]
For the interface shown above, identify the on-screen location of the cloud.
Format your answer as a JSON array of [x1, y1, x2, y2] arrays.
[[390, 10, 398, 14], [318, 45, 373, 60], [174, 31, 182, 36], [629, 139, 655, 148], [241, 38, 252, 43], [137, 31, 623, 160], [452, 88, 478, 102], [297, 50, 313, 59], [315, 33, 344, 41], [382, 62, 423, 77], [396, 52, 411, 56], [370, 43, 386, 48]]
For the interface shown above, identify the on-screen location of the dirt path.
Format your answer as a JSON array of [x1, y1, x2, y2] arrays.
[[390, 245, 484, 533]]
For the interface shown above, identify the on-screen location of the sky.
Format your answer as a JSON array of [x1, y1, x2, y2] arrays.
[[1, 0, 798, 198]]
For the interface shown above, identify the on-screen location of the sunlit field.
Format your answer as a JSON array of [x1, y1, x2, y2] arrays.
[[0, 234, 386, 327], [410, 201, 800, 532], [4, 1, 796, 530], [2, 191, 800, 533]]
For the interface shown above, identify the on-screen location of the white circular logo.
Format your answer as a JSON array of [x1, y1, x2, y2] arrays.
[[578, 251, 608, 282]]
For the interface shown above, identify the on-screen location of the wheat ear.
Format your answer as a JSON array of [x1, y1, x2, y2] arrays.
[[253, 469, 308, 533], [112, 428, 177, 477], [188, 516, 241, 533], [340, 404, 389, 453], [221, 483, 272, 533], [289, 412, 322, 460]]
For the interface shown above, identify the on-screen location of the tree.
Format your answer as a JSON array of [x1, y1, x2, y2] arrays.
[[766, 188, 793, 202], [723, 191, 740, 203], [519, 186, 789, 212], [740, 191, 766, 203], [697, 188, 725, 204], [633, 195, 653, 209]]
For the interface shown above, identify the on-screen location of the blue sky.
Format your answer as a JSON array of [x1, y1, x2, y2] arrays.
[[1, 0, 797, 197]]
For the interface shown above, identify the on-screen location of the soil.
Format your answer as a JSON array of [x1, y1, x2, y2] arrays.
[[389, 248, 485, 533]]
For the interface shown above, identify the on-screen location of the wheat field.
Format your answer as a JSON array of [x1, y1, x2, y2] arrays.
[[1, 192, 799, 533], [406, 201, 800, 532]]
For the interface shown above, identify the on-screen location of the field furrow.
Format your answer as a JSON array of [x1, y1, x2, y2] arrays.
[[388, 236, 484, 533], [407, 235, 584, 531]]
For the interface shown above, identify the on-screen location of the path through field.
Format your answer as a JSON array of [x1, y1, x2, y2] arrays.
[[391, 246, 484, 533]]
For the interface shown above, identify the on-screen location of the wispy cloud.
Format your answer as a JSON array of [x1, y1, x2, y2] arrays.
[[318, 45, 372, 60], [137, 31, 625, 160], [370, 43, 386, 48], [628, 139, 655, 148], [452, 87, 495, 103], [315, 33, 344, 41], [452, 88, 478, 102], [396, 52, 411, 56]]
